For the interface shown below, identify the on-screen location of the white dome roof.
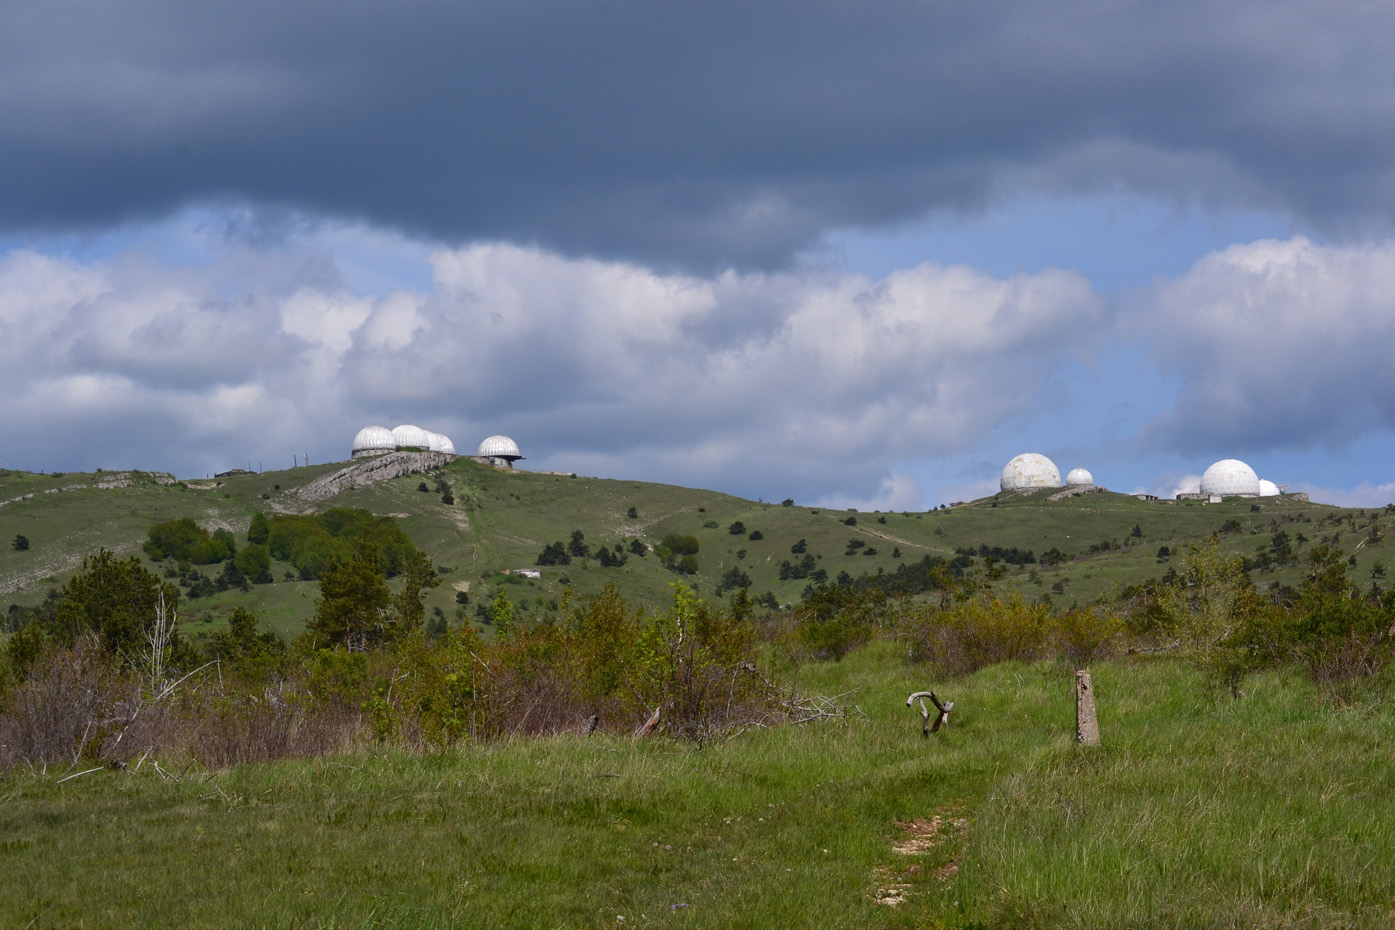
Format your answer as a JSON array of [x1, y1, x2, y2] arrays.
[[1066, 466, 1094, 487], [478, 435, 522, 458], [1258, 478, 1280, 497], [1001, 453, 1061, 491], [426, 432, 456, 454], [1200, 459, 1260, 497], [352, 425, 396, 454], [392, 424, 433, 449]]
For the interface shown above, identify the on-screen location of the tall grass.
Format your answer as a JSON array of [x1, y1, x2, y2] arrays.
[[3, 646, 1392, 928]]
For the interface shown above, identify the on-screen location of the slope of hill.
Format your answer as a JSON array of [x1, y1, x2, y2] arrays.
[[3, 461, 1390, 645]]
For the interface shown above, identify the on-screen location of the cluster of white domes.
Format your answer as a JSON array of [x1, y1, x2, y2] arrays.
[[350, 426, 525, 465], [1001, 453, 1062, 490], [1195, 458, 1284, 498], [352, 424, 458, 459], [994, 451, 1287, 502]]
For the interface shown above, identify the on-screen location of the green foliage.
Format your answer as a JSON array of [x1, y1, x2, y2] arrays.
[[305, 551, 394, 651], [728, 521, 746, 535], [54, 549, 190, 664], [715, 566, 752, 595], [246, 511, 269, 545], [232, 543, 273, 584], [535, 541, 571, 565], [567, 529, 589, 559], [488, 590, 516, 632], [12, 534, 29, 551], [207, 607, 285, 678], [144, 518, 237, 564], [660, 533, 699, 555], [393, 549, 443, 636], [790, 585, 889, 661], [266, 509, 417, 580]]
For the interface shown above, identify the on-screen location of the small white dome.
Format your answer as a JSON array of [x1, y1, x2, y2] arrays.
[[1258, 479, 1280, 497], [351, 425, 396, 455], [1200, 459, 1260, 497], [1001, 453, 1061, 491], [478, 435, 522, 459], [426, 432, 456, 454], [392, 424, 433, 449], [1066, 466, 1094, 487]]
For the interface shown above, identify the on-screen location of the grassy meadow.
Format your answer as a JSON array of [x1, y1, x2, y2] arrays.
[[4, 643, 1393, 929]]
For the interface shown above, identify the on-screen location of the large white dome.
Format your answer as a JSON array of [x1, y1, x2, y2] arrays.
[[1258, 478, 1280, 497], [478, 435, 522, 459], [351, 425, 396, 456], [392, 424, 433, 449], [1200, 459, 1260, 497], [1001, 453, 1061, 491], [1065, 466, 1094, 487], [428, 433, 456, 455]]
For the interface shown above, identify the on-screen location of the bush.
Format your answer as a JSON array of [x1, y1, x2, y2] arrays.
[[907, 593, 1054, 677]]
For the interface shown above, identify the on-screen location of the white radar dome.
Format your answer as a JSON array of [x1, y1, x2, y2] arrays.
[[1065, 466, 1094, 487], [428, 433, 456, 455], [391, 424, 433, 450], [1001, 453, 1061, 491], [1258, 479, 1280, 497], [351, 425, 396, 458], [1199, 459, 1260, 497], [478, 435, 522, 459]]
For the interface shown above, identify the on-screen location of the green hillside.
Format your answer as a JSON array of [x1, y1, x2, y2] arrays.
[[3, 460, 1391, 646]]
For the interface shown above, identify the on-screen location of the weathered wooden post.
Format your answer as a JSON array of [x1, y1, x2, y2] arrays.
[[1075, 670, 1100, 746]]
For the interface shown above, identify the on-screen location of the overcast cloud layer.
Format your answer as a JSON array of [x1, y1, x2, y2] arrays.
[[3, 1, 1395, 506], [5, 0, 1395, 268]]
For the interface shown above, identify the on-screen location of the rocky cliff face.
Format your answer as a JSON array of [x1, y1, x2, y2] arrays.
[[294, 451, 457, 502]]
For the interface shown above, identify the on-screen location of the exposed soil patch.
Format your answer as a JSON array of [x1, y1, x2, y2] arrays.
[[872, 807, 969, 907]]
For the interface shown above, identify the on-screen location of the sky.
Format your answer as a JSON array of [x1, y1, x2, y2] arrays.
[[3, 0, 1395, 510]]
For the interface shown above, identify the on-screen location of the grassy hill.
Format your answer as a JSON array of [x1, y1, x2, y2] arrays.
[[4, 646, 1392, 928], [4, 460, 1392, 646]]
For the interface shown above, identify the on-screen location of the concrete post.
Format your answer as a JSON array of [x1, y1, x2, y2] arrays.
[[1075, 670, 1100, 746]]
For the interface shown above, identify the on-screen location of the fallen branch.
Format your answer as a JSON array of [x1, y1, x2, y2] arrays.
[[56, 766, 104, 784], [907, 690, 953, 736]]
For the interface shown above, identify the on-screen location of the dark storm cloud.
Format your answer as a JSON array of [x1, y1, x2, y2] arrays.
[[3, 0, 1394, 268]]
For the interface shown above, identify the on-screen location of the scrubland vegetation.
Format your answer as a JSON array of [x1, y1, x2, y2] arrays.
[[3, 465, 1395, 926]]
